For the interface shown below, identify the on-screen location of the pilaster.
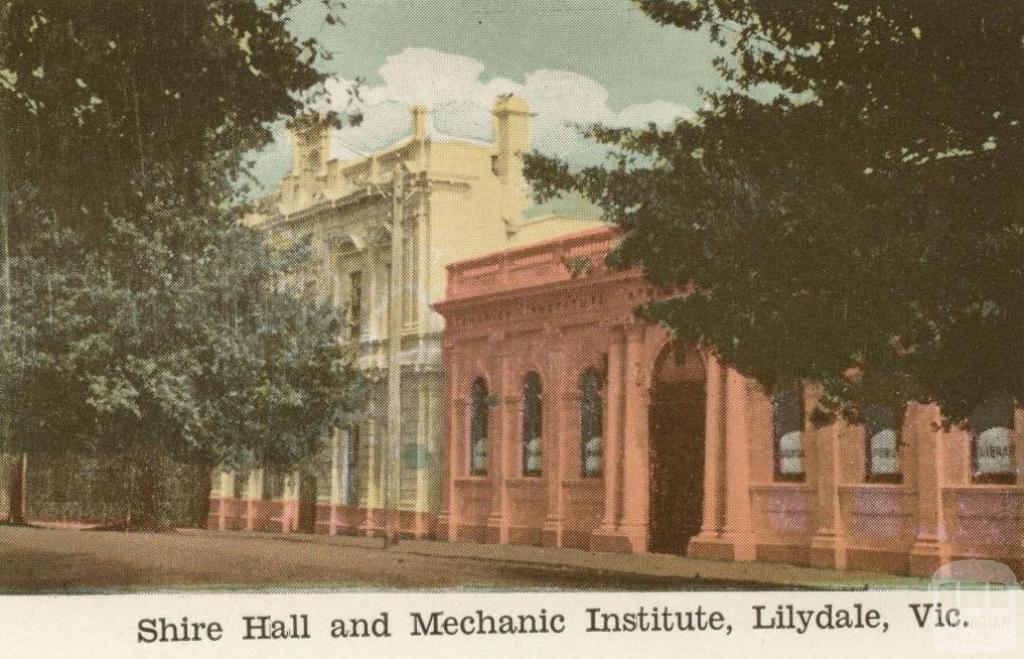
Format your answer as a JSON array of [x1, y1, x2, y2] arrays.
[[486, 352, 511, 544], [809, 384, 848, 569], [438, 347, 459, 541], [217, 472, 230, 531], [330, 427, 342, 535], [910, 405, 951, 575], [617, 324, 650, 552], [689, 354, 731, 559], [361, 418, 380, 536], [720, 367, 756, 561]]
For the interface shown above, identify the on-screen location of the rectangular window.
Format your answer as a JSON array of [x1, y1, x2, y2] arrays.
[[262, 468, 285, 500], [522, 373, 543, 477], [864, 405, 902, 483], [580, 369, 603, 478], [970, 395, 1015, 484], [470, 379, 489, 476], [232, 471, 249, 499], [345, 425, 360, 505], [773, 386, 805, 481], [348, 271, 362, 339]]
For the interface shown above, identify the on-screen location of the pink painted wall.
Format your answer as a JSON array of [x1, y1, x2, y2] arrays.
[[435, 226, 1024, 577]]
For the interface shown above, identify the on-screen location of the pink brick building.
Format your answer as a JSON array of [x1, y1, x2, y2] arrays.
[[434, 226, 1024, 577]]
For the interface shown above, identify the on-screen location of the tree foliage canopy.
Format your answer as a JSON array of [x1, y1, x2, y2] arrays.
[[525, 1, 1024, 421], [2, 1, 360, 524]]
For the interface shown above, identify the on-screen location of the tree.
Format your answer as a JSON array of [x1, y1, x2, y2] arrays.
[[10, 196, 363, 528], [2, 1, 360, 527], [525, 1, 1024, 421]]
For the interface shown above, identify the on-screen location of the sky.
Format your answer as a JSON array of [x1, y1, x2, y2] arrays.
[[252, 0, 725, 215]]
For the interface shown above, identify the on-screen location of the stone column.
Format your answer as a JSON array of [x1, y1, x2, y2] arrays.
[[413, 374, 430, 537], [217, 472, 230, 530], [365, 247, 379, 339], [618, 325, 650, 552], [283, 469, 299, 533], [721, 367, 755, 561], [690, 354, 728, 557], [543, 345, 567, 547], [438, 346, 459, 541], [362, 417, 379, 536], [415, 189, 430, 332], [810, 383, 847, 569], [909, 405, 950, 575], [330, 427, 342, 534], [595, 328, 624, 540], [486, 352, 511, 544], [244, 469, 258, 532]]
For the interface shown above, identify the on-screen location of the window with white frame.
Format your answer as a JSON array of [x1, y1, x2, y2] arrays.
[[522, 373, 543, 477], [773, 385, 805, 480], [970, 394, 1015, 483], [469, 378, 489, 475], [864, 405, 902, 482], [580, 369, 603, 478]]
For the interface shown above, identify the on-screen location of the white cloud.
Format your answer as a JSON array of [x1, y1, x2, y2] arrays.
[[254, 47, 694, 188]]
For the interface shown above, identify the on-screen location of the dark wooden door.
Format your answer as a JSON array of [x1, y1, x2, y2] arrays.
[[649, 381, 705, 554]]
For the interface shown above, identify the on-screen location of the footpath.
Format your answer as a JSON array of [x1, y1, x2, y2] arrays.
[[190, 528, 931, 591]]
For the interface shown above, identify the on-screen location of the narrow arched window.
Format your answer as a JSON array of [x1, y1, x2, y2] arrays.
[[580, 369, 603, 478], [469, 378, 489, 475], [773, 385, 805, 481], [864, 405, 902, 483], [970, 394, 1015, 484], [522, 372, 543, 477]]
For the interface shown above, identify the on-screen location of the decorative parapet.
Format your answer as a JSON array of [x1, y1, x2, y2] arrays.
[[444, 226, 623, 301]]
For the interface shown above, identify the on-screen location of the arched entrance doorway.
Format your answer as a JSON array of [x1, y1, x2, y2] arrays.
[[648, 343, 706, 554]]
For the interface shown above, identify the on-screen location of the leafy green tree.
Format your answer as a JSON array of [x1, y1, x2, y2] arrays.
[[11, 198, 362, 528], [2, 1, 359, 526], [525, 1, 1024, 421]]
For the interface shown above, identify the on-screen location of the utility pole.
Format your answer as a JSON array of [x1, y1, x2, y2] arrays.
[[382, 164, 409, 547]]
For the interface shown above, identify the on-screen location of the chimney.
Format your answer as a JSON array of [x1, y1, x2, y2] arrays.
[[492, 95, 531, 227], [491, 95, 530, 182], [411, 105, 428, 141]]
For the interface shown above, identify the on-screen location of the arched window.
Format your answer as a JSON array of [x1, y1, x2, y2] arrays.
[[864, 405, 902, 483], [970, 394, 1015, 484], [580, 369, 603, 478], [522, 372, 543, 477], [773, 385, 805, 481], [469, 378, 489, 475]]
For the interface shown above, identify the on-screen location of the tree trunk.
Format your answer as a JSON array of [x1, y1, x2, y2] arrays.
[[6, 453, 26, 524], [136, 445, 162, 531], [0, 0, 21, 528], [195, 463, 212, 528]]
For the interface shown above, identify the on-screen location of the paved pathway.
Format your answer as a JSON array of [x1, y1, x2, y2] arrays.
[[0, 525, 929, 593]]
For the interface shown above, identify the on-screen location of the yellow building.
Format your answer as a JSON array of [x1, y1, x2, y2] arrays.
[[208, 96, 604, 537]]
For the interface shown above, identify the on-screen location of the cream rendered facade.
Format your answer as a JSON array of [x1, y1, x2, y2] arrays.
[[207, 96, 604, 537]]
